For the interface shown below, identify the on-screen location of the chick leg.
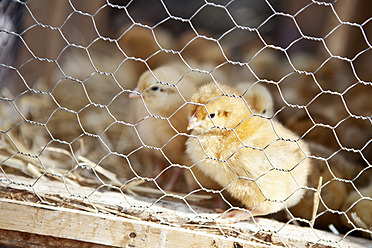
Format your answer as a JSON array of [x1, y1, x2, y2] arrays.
[[163, 167, 183, 191], [154, 161, 185, 191], [152, 156, 164, 178], [216, 209, 263, 224]]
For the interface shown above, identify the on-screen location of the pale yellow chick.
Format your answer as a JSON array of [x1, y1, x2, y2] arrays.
[[186, 83, 311, 217], [129, 64, 198, 189]]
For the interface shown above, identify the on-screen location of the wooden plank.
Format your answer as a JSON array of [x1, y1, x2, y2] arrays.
[[0, 199, 271, 248], [0, 228, 117, 248]]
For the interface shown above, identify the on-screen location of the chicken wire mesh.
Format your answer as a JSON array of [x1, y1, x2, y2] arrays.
[[0, 0, 371, 247]]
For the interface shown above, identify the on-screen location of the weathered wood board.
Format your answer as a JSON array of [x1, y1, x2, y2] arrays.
[[0, 175, 371, 247]]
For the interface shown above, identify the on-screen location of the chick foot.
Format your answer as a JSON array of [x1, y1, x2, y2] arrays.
[[215, 209, 258, 224]]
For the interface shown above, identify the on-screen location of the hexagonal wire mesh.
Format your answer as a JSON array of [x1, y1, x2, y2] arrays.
[[0, 0, 371, 246]]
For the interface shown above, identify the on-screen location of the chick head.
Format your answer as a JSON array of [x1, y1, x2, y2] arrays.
[[188, 83, 251, 133], [130, 66, 191, 116]]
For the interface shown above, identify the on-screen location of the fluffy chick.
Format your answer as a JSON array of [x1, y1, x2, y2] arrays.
[[188, 82, 275, 208], [189, 82, 275, 208], [129, 64, 198, 189], [186, 83, 311, 217]]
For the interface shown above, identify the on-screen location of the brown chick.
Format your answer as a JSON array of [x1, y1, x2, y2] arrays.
[[186, 82, 311, 218], [129, 64, 198, 190]]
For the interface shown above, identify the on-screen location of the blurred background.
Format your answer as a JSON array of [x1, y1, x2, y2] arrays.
[[2, 0, 371, 166]]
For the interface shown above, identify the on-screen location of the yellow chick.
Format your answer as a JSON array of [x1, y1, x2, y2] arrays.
[[186, 82, 311, 217], [129, 64, 198, 190], [189, 82, 275, 208]]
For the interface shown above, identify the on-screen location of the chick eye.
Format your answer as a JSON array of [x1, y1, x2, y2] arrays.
[[262, 109, 266, 114], [209, 113, 216, 119], [151, 86, 159, 91]]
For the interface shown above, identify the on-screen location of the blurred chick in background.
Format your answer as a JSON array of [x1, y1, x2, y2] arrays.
[[236, 82, 274, 117], [118, 25, 176, 69], [129, 64, 199, 190], [275, 53, 372, 165], [178, 33, 226, 70], [341, 182, 372, 239], [289, 142, 361, 230], [186, 82, 311, 220]]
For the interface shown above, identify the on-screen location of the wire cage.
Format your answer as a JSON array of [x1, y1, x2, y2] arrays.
[[0, 0, 371, 247]]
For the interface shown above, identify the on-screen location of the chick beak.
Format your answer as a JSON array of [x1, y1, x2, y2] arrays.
[[187, 114, 200, 131], [129, 87, 142, 98]]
